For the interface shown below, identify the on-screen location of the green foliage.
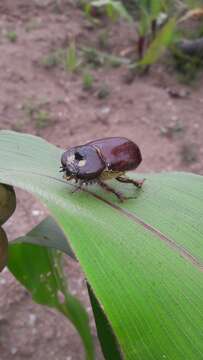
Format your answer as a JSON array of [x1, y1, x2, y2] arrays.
[[81, 0, 203, 70], [97, 83, 110, 99], [140, 17, 176, 65], [83, 47, 104, 67], [0, 131, 203, 359], [34, 110, 50, 129], [185, 0, 203, 8], [120, 0, 139, 17], [90, 0, 133, 21], [6, 31, 17, 43], [87, 283, 122, 359], [8, 241, 94, 359], [171, 43, 203, 83], [23, 100, 38, 118], [98, 30, 109, 50], [142, 0, 165, 19], [66, 42, 78, 72], [13, 216, 75, 259], [25, 18, 41, 32], [138, 6, 150, 37], [180, 143, 198, 165], [82, 46, 130, 67], [41, 50, 63, 69], [22, 100, 52, 129], [82, 72, 94, 90]]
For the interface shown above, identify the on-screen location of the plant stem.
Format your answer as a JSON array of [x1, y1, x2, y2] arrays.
[[138, 35, 146, 60]]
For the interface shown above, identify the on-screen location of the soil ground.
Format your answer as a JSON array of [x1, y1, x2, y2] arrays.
[[0, 1, 203, 359]]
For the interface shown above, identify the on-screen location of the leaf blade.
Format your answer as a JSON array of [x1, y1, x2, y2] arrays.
[[0, 131, 203, 359], [140, 17, 176, 65], [8, 242, 94, 360], [87, 282, 123, 360], [13, 216, 76, 259]]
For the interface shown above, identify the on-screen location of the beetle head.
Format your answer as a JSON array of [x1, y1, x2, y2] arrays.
[[61, 145, 105, 181]]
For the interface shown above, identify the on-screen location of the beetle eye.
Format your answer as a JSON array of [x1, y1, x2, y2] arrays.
[[75, 152, 84, 161]]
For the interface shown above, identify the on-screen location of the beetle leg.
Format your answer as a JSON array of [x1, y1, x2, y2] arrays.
[[71, 185, 82, 193], [116, 175, 145, 188], [97, 180, 126, 202], [72, 177, 87, 193]]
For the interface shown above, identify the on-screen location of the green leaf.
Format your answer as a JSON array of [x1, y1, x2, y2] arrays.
[[0, 227, 8, 272], [8, 242, 94, 360], [150, 0, 162, 18], [0, 130, 203, 359], [91, 0, 133, 21], [87, 282, 122, 360], [13, 216, 76, 260], [66, 42, 78, 72], [138, 6, 150, 36], [140, 17, 176, 65], [81, 46, 130, 66], [138, 0, 169, 19]]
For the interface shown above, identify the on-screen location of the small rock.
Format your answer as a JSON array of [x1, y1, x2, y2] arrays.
[[157, 12, 168, 27], [180, 143, 198, 165], [167, 88, 190, 99], [11, 347, 18, 355], [44, 327, 55, 340], [28, 313, 37, 326], [100, 107, 110, 115], [193, 123, 199, 129], [160, 120, 185, 138], [0, 277, 6, 285], [32, 209, 44, 217], [32, 328, 37, 335]]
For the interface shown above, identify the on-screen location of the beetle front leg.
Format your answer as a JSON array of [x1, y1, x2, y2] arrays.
[[116, 175, 145, 188], [71, 186, 82, 194], [97, 180, 127, 202], [71, 179, 86, 193]]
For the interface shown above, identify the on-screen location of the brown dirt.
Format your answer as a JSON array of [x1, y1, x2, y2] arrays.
[[0, 1, 203, 359]]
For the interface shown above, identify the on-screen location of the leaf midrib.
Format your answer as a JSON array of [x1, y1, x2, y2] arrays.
[[2, 165, 202, 272], [90, 191, 203, 272]]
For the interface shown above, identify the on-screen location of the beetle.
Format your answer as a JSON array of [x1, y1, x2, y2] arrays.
[[60, 137, 145, 201]]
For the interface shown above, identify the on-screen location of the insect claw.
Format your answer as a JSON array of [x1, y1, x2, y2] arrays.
[[136, 178, 146, 188], [63, 174, 73, 181]]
